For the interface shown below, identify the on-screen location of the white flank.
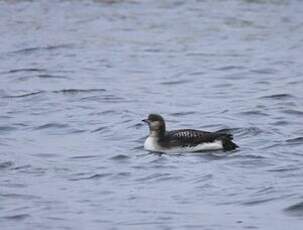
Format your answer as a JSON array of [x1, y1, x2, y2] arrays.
[[144, 137, 223, 154], [144, 136, 161, 151]]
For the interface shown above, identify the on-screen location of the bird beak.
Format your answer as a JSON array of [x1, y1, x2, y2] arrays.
[[142, 119, 150, 124]]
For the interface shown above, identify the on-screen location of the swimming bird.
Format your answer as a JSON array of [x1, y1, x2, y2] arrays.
[[142, 114, 238, 153]]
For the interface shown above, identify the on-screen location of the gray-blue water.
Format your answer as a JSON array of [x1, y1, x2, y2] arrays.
[[1, 0, 303, 229]]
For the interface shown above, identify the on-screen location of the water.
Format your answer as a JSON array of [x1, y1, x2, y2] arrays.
[[1, 0, 303, 229]]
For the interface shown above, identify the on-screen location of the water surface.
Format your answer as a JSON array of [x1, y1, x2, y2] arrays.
[[1, 0, 303, 229]]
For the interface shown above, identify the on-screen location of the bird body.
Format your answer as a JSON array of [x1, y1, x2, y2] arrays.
[[142, 114, 238, 153]]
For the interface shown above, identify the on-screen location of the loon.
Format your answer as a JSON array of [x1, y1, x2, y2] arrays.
[[142, 114, 238, 153]]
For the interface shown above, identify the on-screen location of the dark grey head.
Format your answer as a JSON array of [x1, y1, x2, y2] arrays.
[[142, 114, 166, 137]]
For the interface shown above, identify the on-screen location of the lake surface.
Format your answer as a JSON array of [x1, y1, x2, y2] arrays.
[[1, 0, 303, 229]]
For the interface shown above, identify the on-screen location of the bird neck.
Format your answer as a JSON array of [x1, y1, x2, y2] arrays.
[[149, 128, 165, 139]]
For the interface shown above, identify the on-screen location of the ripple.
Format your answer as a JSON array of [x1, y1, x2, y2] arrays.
[[69, 173, 112, 181], [2, 68, 45, 74], [31, 153, 61, 158], [255, 186, 275, 195], [136, 173, 171, 182], [91, 126, 109, 133], [52, 88, 106, 94], [214, 128, 234, 134], [34, 123, 69, 130], [80, 94, 124, 103], [213, 83, 233, 88], [0, 161, 14, 169], [89, 110, 116, 116], [11, 165, 46, 176], [37, 74, 67, 79], [241, 197, 277, 206], [0, 193, 40, 200], [213, 65, 245, 71], [2, 214, 30, 221], [112, 172, 131, 179], [260, 94, 294, 100], [10, 44, 73, 55], [192, 174, 213, 183], [4, 88, 106, 99], [143, 48, 162, 53], [12, 164, 31, 171], [2, 183, 27, 188], [110, 154, 130, 161], [0, 125, 17, 133], [132, 145, 144, 151], [186, 52, 217, 57], [260, 143, 282, 150], [169, 112, 196, 116], [250, 68, 277, 74], [267, 166, 300, 173], [236, 154, 267, 160], [189, 151, 233, 160], [160, 79, 192, 85], [286, 137, 303, 144], [69, 155, 99, 160], [129, 122, 144, 129], [285, 201, 303, 216], [238, 111, 269, 117], [3, 91, 44, 98], [270, 120, 289, 126], [282, 109, 303, 116], [232, 127, 263, 137], [229, 157, 271, 169], [188, 71, 205, 76], [121, 221, 170, 226]]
